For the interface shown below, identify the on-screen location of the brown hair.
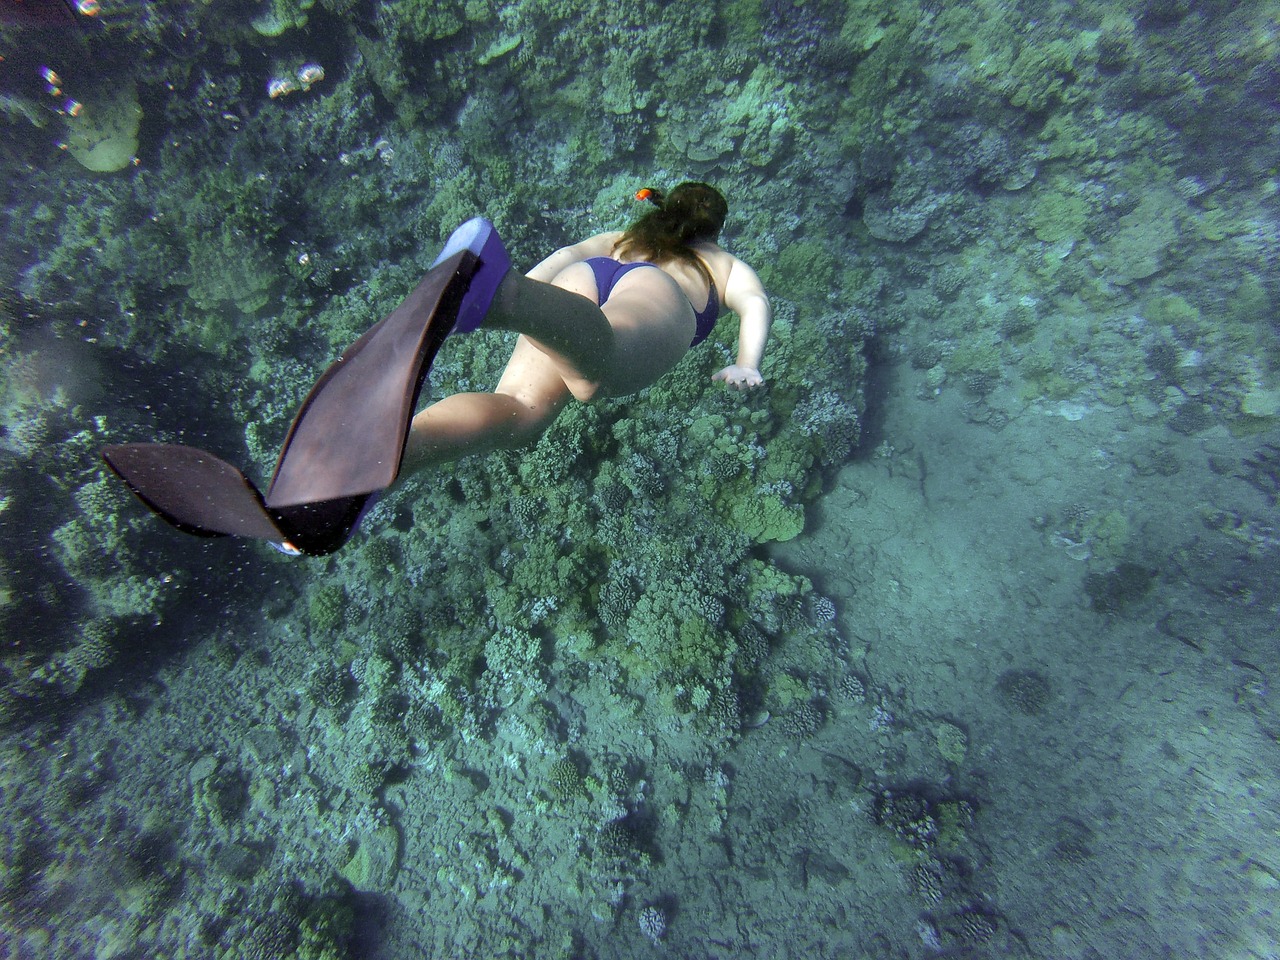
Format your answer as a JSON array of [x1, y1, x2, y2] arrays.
[[612, 182, 728, 284]]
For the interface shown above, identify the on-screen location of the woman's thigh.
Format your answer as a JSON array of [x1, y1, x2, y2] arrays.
[[494, 335, 572, 438]]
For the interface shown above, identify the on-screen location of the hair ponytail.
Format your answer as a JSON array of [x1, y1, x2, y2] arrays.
[[613, 182, 728, 283]]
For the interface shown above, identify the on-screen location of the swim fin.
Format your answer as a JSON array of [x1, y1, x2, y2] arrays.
[[103, 248, 479, 556], [0, 0, 82, 28], [432, 216, 510, 334]]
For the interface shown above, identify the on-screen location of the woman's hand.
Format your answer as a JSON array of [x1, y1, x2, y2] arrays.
[[713, 365, 765, 391]]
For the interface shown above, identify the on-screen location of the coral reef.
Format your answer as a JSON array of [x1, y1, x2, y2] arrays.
[[548, 756, 586, 802], [1085, 561, 1157, 615], [305, 662, 352, 710], [639, 903, 667, 943], [1, 0, 1276, 955], [996, 669, 1053, 716]]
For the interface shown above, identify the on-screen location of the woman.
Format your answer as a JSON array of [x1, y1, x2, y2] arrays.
[[101, 183, 773, 556], [402, 182, 773, 473]]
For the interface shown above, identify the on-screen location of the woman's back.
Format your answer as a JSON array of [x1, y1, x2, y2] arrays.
[[596, 232, 735, 319]]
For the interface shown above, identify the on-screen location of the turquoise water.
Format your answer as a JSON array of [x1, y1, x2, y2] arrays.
[[2, 1, 1278, 957]]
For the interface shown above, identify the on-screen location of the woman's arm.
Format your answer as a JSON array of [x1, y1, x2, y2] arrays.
[[713, 257, 772, 390], [525, 231, 624, 282]]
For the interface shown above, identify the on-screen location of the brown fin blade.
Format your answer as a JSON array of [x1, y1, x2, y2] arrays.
[[0, 0, 80, 28], [100, 249, 477, 554], [101, 443, 282, 540], [264, 250, 477, 508]]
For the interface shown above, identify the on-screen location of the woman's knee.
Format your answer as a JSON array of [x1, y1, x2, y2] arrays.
[[497, 413, 548, 450], [492, 392, 565, 449]]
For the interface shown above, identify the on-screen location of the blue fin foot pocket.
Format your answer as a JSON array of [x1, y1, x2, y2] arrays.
[[432, 216, 511, 334]]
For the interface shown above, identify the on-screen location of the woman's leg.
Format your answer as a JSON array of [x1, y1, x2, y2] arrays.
[[402, 336, 570, 472], [486, 265, 612, 390], [400, 262, 695, 475]]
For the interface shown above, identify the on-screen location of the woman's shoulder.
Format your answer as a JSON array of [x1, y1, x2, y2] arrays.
[[692, 241, 733, 264], [692, 242, 742, 285]]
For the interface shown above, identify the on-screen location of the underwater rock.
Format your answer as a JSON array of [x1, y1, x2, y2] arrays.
[[63, 80, 141, 173], [1099, 188, 1181, 284], [188, 755, 218, 785], [863, 186, 943, 242], [251, 0, 313, 36], [478, 33, 523, 66], [340, 823, 401, 891], [934, 721, 969, 764], [862, 157, 951, 242], [1241, 386, 1280, 419], [213, 839, 271, 881]]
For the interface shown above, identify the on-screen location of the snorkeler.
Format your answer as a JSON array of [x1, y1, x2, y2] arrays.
[[103, 182, 772, 555], [402, 182, 772, 472]]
